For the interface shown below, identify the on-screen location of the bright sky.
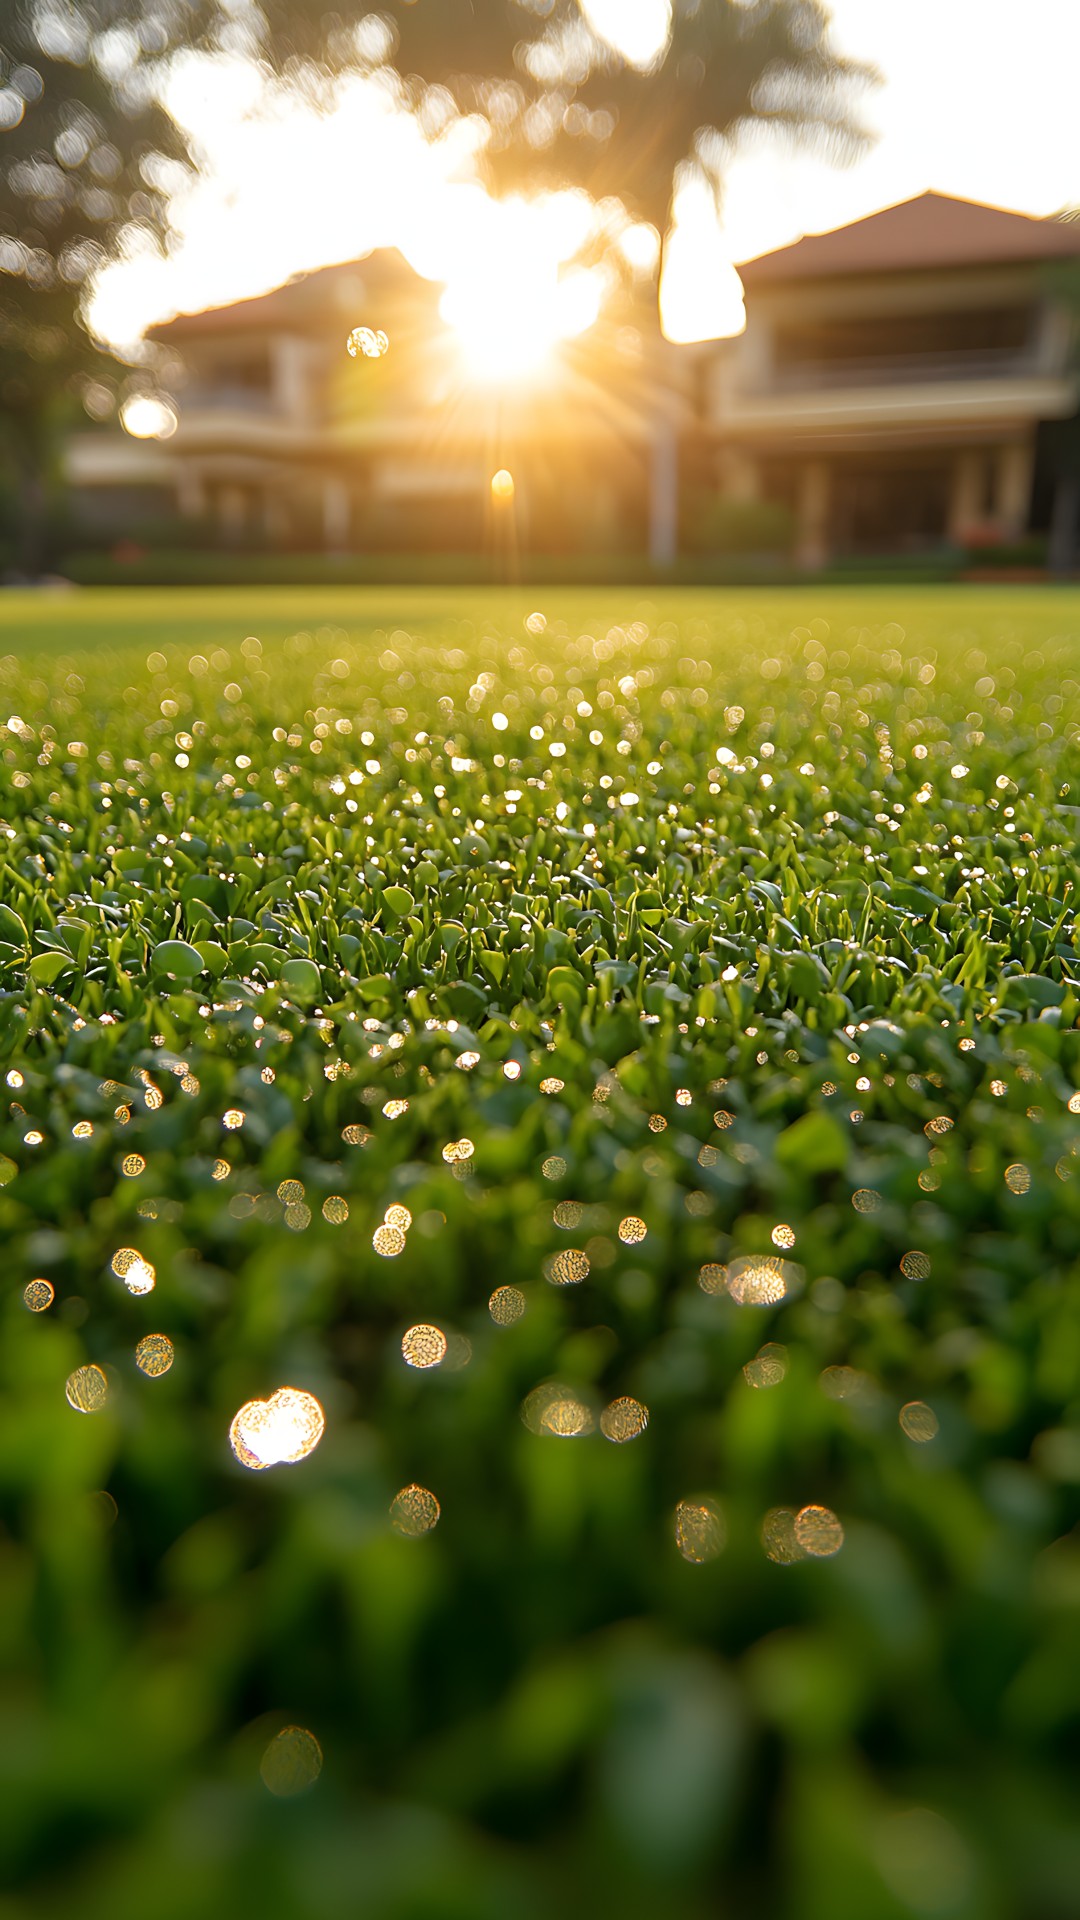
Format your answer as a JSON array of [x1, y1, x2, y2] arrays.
[[88, 0, 1080, 360]]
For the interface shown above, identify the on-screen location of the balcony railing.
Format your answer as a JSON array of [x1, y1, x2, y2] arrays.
[[761, 350, 1043, 394], [181, 386, 279, 414]]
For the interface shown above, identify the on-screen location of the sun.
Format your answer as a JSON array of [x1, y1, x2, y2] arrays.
[[439, 268, 604, 386]]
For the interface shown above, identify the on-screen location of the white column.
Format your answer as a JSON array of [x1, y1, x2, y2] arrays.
[[795, 460, 831, 570], [177, 467, 205, 518], [718, 447, 760, 502], [649, 419, 678, 568], [274, 335, 310, 423], [322, 478, 350, 552], [995, 439, 1035, 540], [947, 450, 984, 543]]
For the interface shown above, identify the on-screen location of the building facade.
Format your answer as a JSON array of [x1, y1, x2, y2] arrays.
[[70, 249, 691, 565], [709, 192, 1080, 568], [69, 193, 1080, 569]]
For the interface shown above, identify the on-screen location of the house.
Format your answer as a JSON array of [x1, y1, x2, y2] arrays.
[[68, 192, 1080, 570], [713, 192, 1080, 567], [69, 248, 692, 565]]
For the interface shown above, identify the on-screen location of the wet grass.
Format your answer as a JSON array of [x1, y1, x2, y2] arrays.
[[1, 584, 1080, 1920]]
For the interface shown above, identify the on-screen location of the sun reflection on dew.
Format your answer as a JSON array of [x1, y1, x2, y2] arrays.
[[489, 1284, 525, 1325], [66, 1364, 109, 1413], [346, 326, 388, 359], [697, 1262, 728, 1295], [761, 1507, 807, 1564], [23, 1278, 54, 1312], [727, 1254, 798, 1306], [260, 1726, 323, 1796], [600, 1396, 649, 1442], [900, 1250, 931, 1280], [674, 1498, 725, 1563], [900, 1401, 939, 1443], [522, 1380, 595, 1437], [111, 1247, 156, 1294], [373, 1224, 405, 1257], [744, 1342, 787, 1388], [794, 1504, 844, 1557], [228, 1386, 325, 1470], [390, 1484, 440, 1536], [135, 1333, 174, 1377], [544, 1248, 591, 1285], [401, 1323, 447, 1369]]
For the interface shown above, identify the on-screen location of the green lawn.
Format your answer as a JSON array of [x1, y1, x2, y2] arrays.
[[2, 584, 1080, 1920]]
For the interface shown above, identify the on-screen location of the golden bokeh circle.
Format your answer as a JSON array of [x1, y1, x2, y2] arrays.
[[229, 1387, 325, 1470], [697, 1262, 728, 1295], [794, 1504, 844, 1557], [135, 1333, 174, 1378], [23, 1278, 54, 1312], [600, 1396, 649, 1443], [373, 1224, 405, 1257], [727, 1254, 795, 1306], [899, 1400, 939, 1443], [899, 1250, 931, 1280], [521, 1381, 595, 1438], [66, 1364, 109, 1414], [489, 1285, 526, 1326], [544, 1248, 590, 1286], [743, 1342, 787, 1388], [401, 1323, 447, 1369], [761, 1506, 806, 1564], [390, 1484, 440, 1536], [674, 1498, 725, 1564]]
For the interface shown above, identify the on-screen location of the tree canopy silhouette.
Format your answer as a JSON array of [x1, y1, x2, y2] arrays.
[[0, 1, 187, 570], [254, 0, 876, 233]]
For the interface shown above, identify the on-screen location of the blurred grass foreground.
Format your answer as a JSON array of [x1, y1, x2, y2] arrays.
[[2, 584, 1080, 1920]]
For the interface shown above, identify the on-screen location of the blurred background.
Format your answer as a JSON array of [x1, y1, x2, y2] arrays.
[[4, 0, 1080, 585]]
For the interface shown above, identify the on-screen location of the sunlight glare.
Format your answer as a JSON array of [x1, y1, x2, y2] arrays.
[[441, 264, 602, 383], [579, 0, 672, 69], [660, 177, 746, 344], [120, 396, 178, 440]]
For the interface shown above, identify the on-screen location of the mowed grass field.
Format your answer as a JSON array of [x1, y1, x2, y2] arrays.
[[3, 584, 1080, 1920]]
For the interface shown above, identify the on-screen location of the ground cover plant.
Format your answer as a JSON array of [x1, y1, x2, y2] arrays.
[[2, 585, 1080, 1920]]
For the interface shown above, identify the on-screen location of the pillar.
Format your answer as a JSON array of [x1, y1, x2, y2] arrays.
[[994, 439, 1035, 540], [947, 450, 984, 544], [718, 446, 760, 503], [795, 460, 831, 570], [649, 418, 678, 569], [322, 477, 350, 552], [177, 467, 205, 519], [1049, 472, 1080, 577]]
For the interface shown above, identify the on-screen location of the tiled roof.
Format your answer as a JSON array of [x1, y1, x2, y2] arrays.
[[739, 192, 1080, 284], [149, 250, 432, 340]]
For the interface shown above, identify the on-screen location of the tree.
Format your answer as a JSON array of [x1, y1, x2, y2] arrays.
[[204, 0, 876, 235], [0, 2, 188, 572]]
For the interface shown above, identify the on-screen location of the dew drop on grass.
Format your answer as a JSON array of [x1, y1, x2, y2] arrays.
[[260, 1726, 323, 1796], [66, 1365, 109, 1413], [674, 1498, 725, 1563], [390, 1484, 440, 1536]]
